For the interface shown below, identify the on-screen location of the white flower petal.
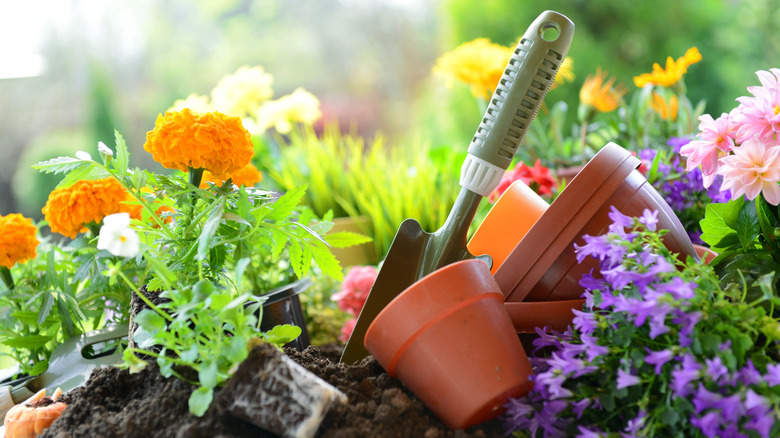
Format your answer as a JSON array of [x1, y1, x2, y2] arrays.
[[75, 151, 93, 161], [97, 142, 114, 157]]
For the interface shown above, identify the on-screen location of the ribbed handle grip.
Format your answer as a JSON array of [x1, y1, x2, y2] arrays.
[[460, 11, 574, 196]]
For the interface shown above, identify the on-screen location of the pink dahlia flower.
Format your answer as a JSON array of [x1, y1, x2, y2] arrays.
[[680, 113, 736, 185], [717, 136, 780, 205], [733, 68, 780, 143], [331, 265, 378, 317]]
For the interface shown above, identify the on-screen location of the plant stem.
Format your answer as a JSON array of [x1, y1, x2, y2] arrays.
[[189, 168, 205, 191], [0, 266, 14, 290], [578, 120, 589, 164], [117, 270, 173, 323]]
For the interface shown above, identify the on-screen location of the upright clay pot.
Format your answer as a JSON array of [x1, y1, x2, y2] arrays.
[[364, 259, 533, 430]]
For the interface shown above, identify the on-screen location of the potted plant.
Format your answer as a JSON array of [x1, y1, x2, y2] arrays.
[[31, 107, 362, 418]]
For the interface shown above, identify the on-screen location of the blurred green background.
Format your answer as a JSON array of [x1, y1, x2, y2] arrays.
[[1, 0, 778, 218]]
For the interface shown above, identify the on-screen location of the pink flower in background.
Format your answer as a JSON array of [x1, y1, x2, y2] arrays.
[[680, 113, 736, 184], [331, 265, 378, 317], [717, 136, 780, 205], [339, 318, 357, 342], [733, 68, 780, 143]]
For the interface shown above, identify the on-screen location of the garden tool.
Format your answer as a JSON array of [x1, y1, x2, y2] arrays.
[[0, 325, 127, 417], [340, 10, 575, 364]]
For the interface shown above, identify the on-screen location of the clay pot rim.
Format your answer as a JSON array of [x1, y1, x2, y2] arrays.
[[495, 142, 638, 301]]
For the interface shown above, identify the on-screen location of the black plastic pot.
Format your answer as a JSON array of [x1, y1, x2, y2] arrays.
[[259, 278, 312, 351]]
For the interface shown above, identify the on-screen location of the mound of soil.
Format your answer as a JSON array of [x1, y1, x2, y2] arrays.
[[39, 344, 505, 437]]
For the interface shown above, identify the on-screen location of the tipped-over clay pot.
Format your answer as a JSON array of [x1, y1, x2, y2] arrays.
[[495, 142, 696, 304]]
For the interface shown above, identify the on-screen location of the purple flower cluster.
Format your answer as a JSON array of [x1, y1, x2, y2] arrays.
[[502, 207, 780, 438]]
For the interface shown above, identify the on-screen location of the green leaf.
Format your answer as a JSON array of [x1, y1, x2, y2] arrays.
[[309, 243, 343, 281], [54, 164, 112, 189], [38, 292, 54, 326], [324, 231, 373, 248], [264, 324, 302, 348], [267, 184, 308, 221], [288, 239, 305, 279], [223, 335, 249, 363], [32, 156, 89, 175], [134, 309, 168, 334], [269, 228, 287, 259], [56, 295, 75, 337], [700, 203, 737, 251], [736, 201, 760, 251], [188, 386, 214, 417], [197, 204, 224, 261], [2, 335, 52, 349], [199, 360, 218, 389], [114, 130, 130, 179], [658, 405, 680, 426], [145, 254, 177, 289]]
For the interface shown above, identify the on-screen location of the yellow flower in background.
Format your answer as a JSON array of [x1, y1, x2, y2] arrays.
[[551, 57, 575, 90], [254, 88, 322, 134], [580, 68, 627, 113], [211, 66, 274, 118], [0, 214, 39, 268], [432, 38, 513, 100], [143, 109, 254, 179], [168, 93, 211, 114], [650, 92, 679, 121], [200, 162, 263, 188], [42, 178, 142, 239], [633, 47, 702, 88]]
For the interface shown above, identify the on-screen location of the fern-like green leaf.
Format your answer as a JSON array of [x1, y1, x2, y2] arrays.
[[325, 231, 373, 248], [32, 156, 90, 175], [267, 184, 308, 221]]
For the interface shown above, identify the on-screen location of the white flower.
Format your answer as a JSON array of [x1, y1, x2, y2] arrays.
[[97, 142, 114, 157], [75, 151, 93, 161], [97, 213, 140, 258]]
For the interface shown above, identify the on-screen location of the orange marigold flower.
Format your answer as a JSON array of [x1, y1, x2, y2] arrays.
[[580, 68, 627, 113], [0, 214, 39, 268], [200, 162, 263, 188], [633, 47, 702, 88], [42, 178, 141, 239], [143, 109, 254, 179], [650, 92, 679, 121]]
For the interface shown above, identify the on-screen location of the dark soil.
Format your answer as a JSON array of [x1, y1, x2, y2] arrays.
[[39, 343, 506, 438]]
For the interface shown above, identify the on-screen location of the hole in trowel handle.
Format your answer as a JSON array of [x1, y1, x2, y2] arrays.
[[81, 336, 128, 360], [539, 22, 560, 41]]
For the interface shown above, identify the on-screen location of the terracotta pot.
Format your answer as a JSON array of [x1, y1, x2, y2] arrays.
[[504, 299, 586, 333], [364, 259, 533, 430], [693, 244, 717, 265], [329, 216, 377, 267], [496, 142, 696, 304], [467, 180, 549, 273], [260, 278, 312, 351]]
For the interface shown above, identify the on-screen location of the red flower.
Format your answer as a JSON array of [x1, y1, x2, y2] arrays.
[[490, 159, 557, 201]]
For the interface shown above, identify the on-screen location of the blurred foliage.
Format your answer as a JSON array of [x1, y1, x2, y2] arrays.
[[298, 269, 350, 346]]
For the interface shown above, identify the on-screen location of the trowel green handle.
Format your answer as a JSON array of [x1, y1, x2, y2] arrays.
[[460, 10, 574, 196]]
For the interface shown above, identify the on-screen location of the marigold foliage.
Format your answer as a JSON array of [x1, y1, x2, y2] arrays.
[[143, 109, 254, 179], [634, 47, 702, 88], [42, 178, 141, 238], [580, 68, 627, 113], [0, 214, 39, 268], [433, 38, 513, 100]]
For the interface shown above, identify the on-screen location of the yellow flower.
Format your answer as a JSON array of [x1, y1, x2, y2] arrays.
[[551, 57, 574, 90], [200, 162, 263, 188], [580, 68, 627, 113], [168, 93, 211, 114], [650, 92, 679, 121], [254, 88, 322, 134], [211, 66, 274, 118], [432, 38, 513, 100], [633, 47, 702, 88], [42, 178, 142, 239], [0, 214, 39, 268], [143, 109, 254, 179]]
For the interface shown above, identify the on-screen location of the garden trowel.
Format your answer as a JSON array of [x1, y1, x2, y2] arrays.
[[340, 10, 574, 364]]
